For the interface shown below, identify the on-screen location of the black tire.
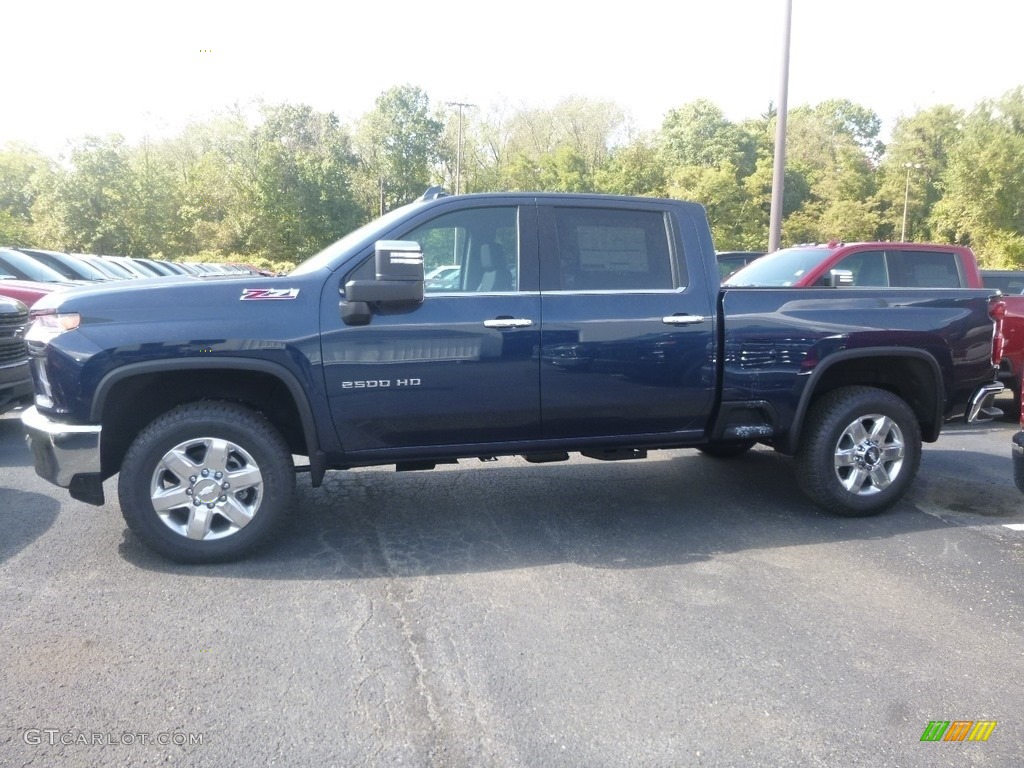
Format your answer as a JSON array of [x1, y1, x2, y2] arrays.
[[795, 386, 921, 516], [118, 401, 294, 563], [697, 441, 756, 458]]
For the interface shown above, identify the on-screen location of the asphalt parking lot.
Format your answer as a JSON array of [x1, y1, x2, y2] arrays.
[[1, 401, 1022, 767]]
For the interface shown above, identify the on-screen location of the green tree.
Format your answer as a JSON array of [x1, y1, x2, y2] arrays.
[[666, 162, 750, 249], [781, 101, 882, 243], [0, 209, 31, 245], [659, 100, 752, 171], [0, 143, 53, 224], [354, 85, 444, 214], [32, 135, 136, 254], [486, 97, 626, 192], [930, 88, 1024, 266], [251, 103, 361, 259], [875, 105, 963, 241], [593, 136, 666, 197]]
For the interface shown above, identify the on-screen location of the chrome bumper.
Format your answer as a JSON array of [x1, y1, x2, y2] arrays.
[[1014, 431, 1024, 494], [966, 381, 1004, 423], [21, 406, 102, 488]]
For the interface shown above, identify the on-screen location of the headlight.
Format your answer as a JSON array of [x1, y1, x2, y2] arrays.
[[25, 310, 81, 345], [25, 310, 81, 409]]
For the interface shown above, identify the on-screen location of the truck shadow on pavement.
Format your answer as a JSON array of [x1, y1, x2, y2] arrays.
[[0, 412, 30, 468], [917, 447, 1022, 518], [120, 446, 972, 579], [0, 489, 59, 563]]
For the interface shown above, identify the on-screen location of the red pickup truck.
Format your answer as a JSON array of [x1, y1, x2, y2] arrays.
[[723, 241, 983, 289]]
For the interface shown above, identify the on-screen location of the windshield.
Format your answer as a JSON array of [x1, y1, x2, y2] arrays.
[[723, 247, 829, 286], [290, 202, 422, 276], [0, 248, 68, 282]]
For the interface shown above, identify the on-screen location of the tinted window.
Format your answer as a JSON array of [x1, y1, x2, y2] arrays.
[[552, 208, 676, 291], [887, 250, 962, 288], [982, 272, 1024, 294], [346, 206, 519, 293], [836, 250, 888, 287], [0, 249, 67, 282]]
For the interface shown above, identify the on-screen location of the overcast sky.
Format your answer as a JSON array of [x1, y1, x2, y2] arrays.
[[6, 0, 1022, 153]]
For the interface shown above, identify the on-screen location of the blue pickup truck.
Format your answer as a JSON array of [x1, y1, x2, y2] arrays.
[[21, 192, 1005, 562]]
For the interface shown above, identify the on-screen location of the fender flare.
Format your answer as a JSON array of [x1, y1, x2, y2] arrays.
[[781, 346, 944, 454], [91, 357, 327, 483]]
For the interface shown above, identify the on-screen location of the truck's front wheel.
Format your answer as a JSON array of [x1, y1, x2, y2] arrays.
[[796, 386, 921, 516], [118, 402, 294, 563]]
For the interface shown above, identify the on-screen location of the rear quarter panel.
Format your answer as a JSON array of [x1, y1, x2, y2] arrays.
[[719, 288, 996, 439]]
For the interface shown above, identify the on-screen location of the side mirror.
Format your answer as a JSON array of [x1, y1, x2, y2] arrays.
[[823, 269, 854, 288], [341, 240, 425, 326]]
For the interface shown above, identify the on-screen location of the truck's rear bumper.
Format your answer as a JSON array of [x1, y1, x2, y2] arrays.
[[966, 381, 1004, 423], [1013, 431, 1024, 494], [22, 406, 103, 496]]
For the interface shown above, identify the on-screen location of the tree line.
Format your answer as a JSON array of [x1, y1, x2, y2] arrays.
[[1, 84, 1022, 271]]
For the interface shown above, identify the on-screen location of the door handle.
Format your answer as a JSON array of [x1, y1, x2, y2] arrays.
[[484, 317, 533, 329], [662, 314, 707, 325]]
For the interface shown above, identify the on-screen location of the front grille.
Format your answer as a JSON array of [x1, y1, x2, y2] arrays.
[[0, 305, 30, 368], [0, 339, 27, 367], [0, 307, 29, 339]]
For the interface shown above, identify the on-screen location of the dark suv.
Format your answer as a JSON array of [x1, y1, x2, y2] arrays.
[[0, 295, 31, 414]]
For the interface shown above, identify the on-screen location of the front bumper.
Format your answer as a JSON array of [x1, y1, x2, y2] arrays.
[[0, 377, 32, 414], [21, 406, 104, 504], [1014, 431, 1024, 494], [0, 361, 32, 415]]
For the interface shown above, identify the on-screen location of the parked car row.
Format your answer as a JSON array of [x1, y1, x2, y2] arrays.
[[0, 247, 268, 306]]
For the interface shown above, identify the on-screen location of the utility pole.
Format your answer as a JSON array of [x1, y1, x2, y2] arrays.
[[768, 0, 793, 252], [446, 101, 475, 195]]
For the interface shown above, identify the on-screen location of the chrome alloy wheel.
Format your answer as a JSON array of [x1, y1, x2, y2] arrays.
[[149, 437, 264, 540], [832, 413, 905, 496]]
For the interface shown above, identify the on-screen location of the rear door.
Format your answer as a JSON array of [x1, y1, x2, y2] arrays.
[[537, 200, 715, 440]]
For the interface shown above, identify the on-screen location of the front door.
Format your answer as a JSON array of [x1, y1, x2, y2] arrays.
[[320, 203, 541, 454]]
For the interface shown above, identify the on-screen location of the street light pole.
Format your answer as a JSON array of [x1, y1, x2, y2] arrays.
[[446, 101, 475, 195], [901, 162, 922, 241], [768, 0, 793, 252]]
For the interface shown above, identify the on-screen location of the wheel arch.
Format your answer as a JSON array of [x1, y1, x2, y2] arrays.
[[782, 347, 944, 454], [93, 358, 326, 484]]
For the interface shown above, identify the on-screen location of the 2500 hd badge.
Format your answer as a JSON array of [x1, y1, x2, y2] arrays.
[[340, 378, 422, 389]]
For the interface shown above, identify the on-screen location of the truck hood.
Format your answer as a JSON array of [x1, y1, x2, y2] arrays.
[[29, 273, 321, 319]]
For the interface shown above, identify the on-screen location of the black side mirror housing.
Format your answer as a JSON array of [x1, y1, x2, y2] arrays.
[[823, 268, 855, 288], [340, 240, 425, 325]]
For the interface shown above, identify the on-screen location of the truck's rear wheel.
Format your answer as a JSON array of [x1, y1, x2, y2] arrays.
[[796, 386, 921, 516], [118, 402, 294, 563]]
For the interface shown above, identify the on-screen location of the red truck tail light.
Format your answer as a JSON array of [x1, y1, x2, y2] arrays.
[[990, 299, 1007, 366]]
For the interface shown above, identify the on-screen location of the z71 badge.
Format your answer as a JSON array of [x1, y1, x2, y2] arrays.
[[240, 288, 300, 301]]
